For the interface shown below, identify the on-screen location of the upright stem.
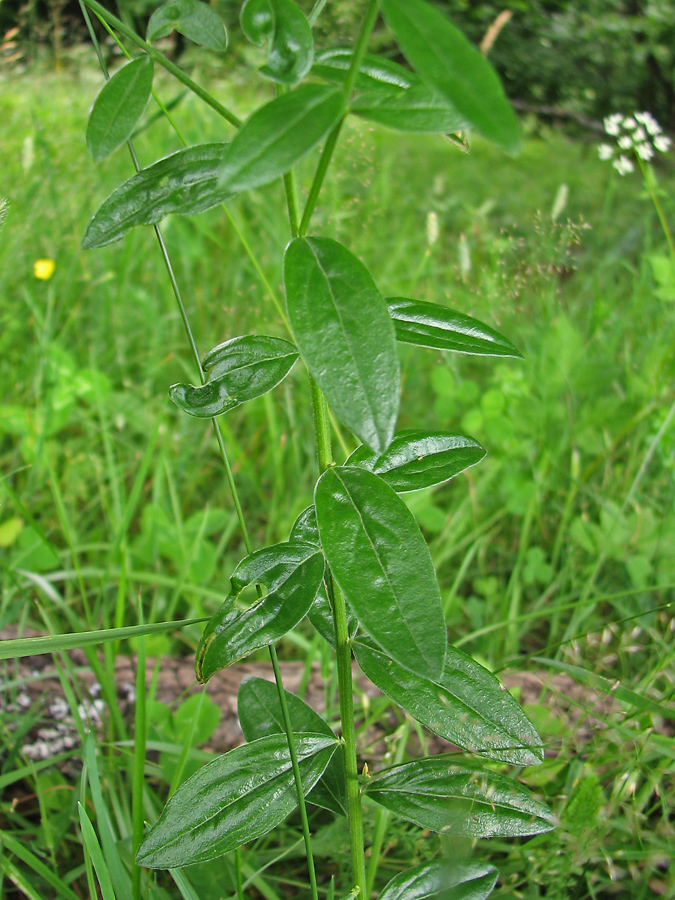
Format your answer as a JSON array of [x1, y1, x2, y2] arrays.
[[81, 0, 241, 127], [80, 11, 318, 898], [299, 0, 379, 236], [639, 158, 675, 267]]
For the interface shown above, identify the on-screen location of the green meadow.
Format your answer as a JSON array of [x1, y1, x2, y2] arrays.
[[1, 60, 674, 898]]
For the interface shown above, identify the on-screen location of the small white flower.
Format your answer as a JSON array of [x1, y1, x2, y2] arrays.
[[635, 112, 648, 124], [636, 142, 654, 160], [613, 154, 634, 176], [645, 117, 662, 136], [623, 116, 638, 130], [618, 135, 633, 150], [654, 135, 672, 153], [598, 143, 614, 160], [634, 126, 647, 142], [604, 114, 623, 136]]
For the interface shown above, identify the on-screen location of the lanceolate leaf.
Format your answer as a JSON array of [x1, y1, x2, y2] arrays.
[[196, 542, 324, 682], [238, 677, 347, 815], [147, 0, 227, 51], [364, 757, 555, 837], [242, 0, 313, 85], [137, 733, 336, 867], [378, 861, 499, 900], [218, 86, 344, 194], [346, 430, 486, 493], [315, 467, 446, 680], [313, 48, 418, 92], [82, 143, 234, 249], [352, 85, 466, 135], [86, 57, 154, 162], [285, 237, 400, 454], [381, 0, 520, 154], [353, 636, 543, 766], [170, 334, 299, 418], [290, 506, 359, 647], [388, 298, 522, 358]]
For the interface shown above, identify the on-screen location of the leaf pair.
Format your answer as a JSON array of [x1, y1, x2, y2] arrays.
[[86, 0, 226, 163], [196, 541, 324, 683], [314, 48, 466, 136], [169, 334, 298, 418], [241, 0, 313, 85]]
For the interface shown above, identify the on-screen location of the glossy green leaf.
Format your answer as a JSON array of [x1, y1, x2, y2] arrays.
[[218, 86, 343, 193], [170, 334, 299, 418], [364, 757, 555, 837], [137, 733, 336, 868], [285, 237, 400, 454], [240, 0, 273, 45], [289, 505, 359, 647], [147, 0, 227, 51], [352, 85, 466, 134], [388, 298, 522, 358], [313, 48, 418, 92], [196, 542, 324, 682], [346, 430, 486, 493], [82, 143, 234, 249], [290, 504, 321, 547], [354, 636, 543, 766], [378, 860, 499, 900], [381, 0, 520, 154], [238, 676, 347, 815], [315, 467, 446, 680], [241, 0, 313, 85], [86, 56, 154, 162]]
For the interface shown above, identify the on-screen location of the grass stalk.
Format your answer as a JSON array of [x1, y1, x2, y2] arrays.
[[131, 600, 147, 900]]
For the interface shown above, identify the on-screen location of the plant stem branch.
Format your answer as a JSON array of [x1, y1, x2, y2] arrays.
[[81, 0, 241, 127], [299, 0, 379, 236], [639, 158, 675, 268], [80, 10, 318, 894], [308, 0, 329, 26]]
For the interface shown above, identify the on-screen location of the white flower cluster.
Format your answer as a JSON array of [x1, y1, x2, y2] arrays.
[[598, 112, 672, 175]]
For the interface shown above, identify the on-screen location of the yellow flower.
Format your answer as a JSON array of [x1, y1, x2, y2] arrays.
[[34, 258, 55, 280]]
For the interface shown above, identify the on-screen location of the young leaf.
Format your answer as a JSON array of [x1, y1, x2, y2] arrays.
[[380, 0, 520, 154], [170, 334, 299, 418], [218, 86, 344, 194], [241, 0, 313, 85], [238, 676, 347, 815], [351, 85, 466, 135], [346, 430, 486, 493], [289, 504, 361, 648], [136, 733, 337, 868], [353, 636, 544, 766], [86, 56, 154, 162], [240, 0, 273, 45], [78, 804, 117, 900], [315, 467, 446, 680], [147, 0, 227, 51], [196, 542, 324, 682], [364, 757, 555, 837], [82, 143, 234, 249], [388, 298, 522, 358], [378, 860, 499, 900], [313, 48, 418, 92], [285, 237, 400, 454]]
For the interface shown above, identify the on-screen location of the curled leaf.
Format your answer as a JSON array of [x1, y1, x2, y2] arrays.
[[170, 334, 299, 418], [147, 0, 227, 51]]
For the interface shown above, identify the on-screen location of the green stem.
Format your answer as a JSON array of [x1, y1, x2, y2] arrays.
[[331, 577, 367, 897], [639, 157, 675, 268], [308, 0, 329, 26], [80, 9, 318, 896], [365, 720, 410, 899], [299, 0, 379, 236], [310, 377, 333, 470], [131, 602, 147, 900], [81, 0, 241, 127], [269, 645, 320, 900]]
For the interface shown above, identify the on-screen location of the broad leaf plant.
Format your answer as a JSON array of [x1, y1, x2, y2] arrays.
[[79, 0, 553, 897]]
